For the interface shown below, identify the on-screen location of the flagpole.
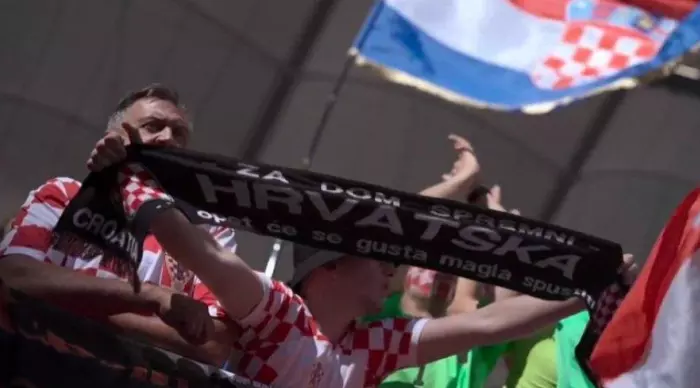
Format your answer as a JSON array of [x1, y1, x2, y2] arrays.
[[301, 0, 386, 168], [538, 90, 627, 222], [264, 1, 384, 278], [264, 55, 355, 277], [302, 57, 357, 168]]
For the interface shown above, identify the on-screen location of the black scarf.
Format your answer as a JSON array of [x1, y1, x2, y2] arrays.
[[53, 144, 628, 385]]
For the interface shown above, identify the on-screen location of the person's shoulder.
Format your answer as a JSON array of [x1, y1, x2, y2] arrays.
[[17, 177, 82, 215], [30, 177, 82, 202], [254, 271, 299, 301], [258, 272, 311, 316], [1, 177, 83, 260], [237, 271, 312, 334], [345, 317, 426, 379]]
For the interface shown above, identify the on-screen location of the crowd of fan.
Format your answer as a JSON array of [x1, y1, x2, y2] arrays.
[[0, 85, 636, 388]]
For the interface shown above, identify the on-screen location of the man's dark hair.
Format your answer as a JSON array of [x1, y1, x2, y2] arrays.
[[107, 84, 187, 129]]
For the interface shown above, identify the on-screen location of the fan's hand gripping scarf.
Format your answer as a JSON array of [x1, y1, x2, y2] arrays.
[[52, 145, 628, 386]]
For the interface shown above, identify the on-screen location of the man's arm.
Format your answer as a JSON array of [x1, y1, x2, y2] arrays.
[[484, 185, 523, 303], [419, 133, 480, 200], [139, 133, 480, 322], [107, 313, 238, 366], [419, 179, 473, 200], [420, 134, 481, 316], [0, 178, 165, 316], [0, 178, 233, 364], [416, 295, 583, 364], [149, 209, 264, 321], [0, 256, 166, 317], [1, 233, 235, 367]]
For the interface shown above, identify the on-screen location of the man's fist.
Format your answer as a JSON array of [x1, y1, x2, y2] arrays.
[[619, 254, 639, 286], [87, 123, 143, 171], [144, 286, 215, 345]]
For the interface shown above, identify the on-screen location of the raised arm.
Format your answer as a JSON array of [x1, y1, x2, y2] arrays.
[[419, 133, 480, 200], [85, 123, 266, 324], [147, 210, 264, 321], [419, 134, 483, 317], [485, 185, 523, 302], [417, 295, 583, 364], [415, 255, 638, 364]]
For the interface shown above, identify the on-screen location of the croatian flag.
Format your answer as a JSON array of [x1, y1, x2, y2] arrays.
[[352, 0, 700, 112], [589, 188, 700, 387]]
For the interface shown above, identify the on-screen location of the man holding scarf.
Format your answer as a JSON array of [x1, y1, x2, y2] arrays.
[[86, 120, 639, 388], [0, 84, 237, 366]]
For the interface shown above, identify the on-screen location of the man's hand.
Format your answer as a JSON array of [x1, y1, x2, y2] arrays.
[[442, 134, 480, 183], [420, 134, 482, 200], [87, 123, 143, 171], [619, 253, 639, 286], [143, 286, 215, 345]]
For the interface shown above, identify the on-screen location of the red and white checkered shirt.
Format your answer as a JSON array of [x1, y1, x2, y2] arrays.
[[231, 273, 427, 388], [0, 176, 236, 310], [76, 165, 427, 387]]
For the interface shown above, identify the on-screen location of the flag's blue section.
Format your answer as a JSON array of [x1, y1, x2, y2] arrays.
[[353, 0, 700, 111]]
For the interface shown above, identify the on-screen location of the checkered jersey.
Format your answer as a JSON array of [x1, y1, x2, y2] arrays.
[[0, 176, 236, 310], [118, 163, 174, 217], [591, 282, 626, 334], [231, 273, 427, 388]]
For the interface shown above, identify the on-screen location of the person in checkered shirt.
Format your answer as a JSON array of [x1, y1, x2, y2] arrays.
[[89, 123, 640, 388], [0, 85, 239, 366]]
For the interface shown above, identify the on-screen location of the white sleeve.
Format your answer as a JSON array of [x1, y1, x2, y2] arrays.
[[236, 272, 311, 347]]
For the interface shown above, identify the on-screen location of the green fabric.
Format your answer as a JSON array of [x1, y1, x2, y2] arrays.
[[380, 355, 462, 388], [503, 312, 595, 388], [364, 293, 506, 388], [362, 292, 407, 321], [555, 311, 595, 388], [368, 295, 596, 388], [464, 343, 508, 387], [467, 298, 509, 387], [504, 330, 557, 388]]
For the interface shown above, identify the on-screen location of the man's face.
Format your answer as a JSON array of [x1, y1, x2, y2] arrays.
[[334, 257, 396, 314], [116, 98, 191, 148]]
